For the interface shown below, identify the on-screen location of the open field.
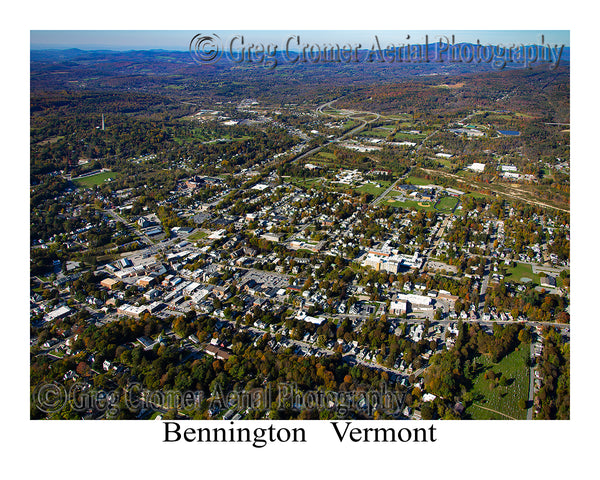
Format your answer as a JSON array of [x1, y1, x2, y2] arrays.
[[355, 181, 390, 196], [465, 346, 530, 420], [187, 230, 209, 242], [36, 135, 65, 146], [288, 177, 323, 189], [73, 171, 119, 187], [361, 129, 391, 138], [506, 262, 541, 285], [393, 132, 426, 141], [435, 196, 459, 213], [317, 151, 337, 160], [405, 175, 432, 186], [385, 196, 436, 212]]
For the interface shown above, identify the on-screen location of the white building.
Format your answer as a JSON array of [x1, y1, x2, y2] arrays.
[[467, 163, 486, 172], [390, 300, 408, 316]]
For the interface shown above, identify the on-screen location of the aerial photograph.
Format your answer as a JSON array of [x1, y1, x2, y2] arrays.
[[29, 29, 570, 424]]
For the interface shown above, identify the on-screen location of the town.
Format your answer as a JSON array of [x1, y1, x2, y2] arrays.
[[30, 47, 570, 422]]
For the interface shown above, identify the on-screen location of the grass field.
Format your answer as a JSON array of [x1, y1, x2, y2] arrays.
[[317, 151, 337, 160], [436, 159, 453, 168], [289, 177, 323, 189], [187, 231, 209, 242], [405, 176, 431, 186], [462, 191, 493, 200], [435, 196, 459, 213], [361, 129, 391, 138], [355, 181, 390, 196], [384, 195, 436, 212], [342, 120, 360, 130], [393, 132, 426, 141], [465, 346, 530, 420], [505, 262, 541, 285], [73, 171, 119, 187]]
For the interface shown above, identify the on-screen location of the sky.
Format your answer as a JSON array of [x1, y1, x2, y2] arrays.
[[30, 30, 570, 51]]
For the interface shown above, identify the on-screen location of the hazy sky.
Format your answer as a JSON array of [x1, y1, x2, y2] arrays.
[[31, 30, 570, 51]]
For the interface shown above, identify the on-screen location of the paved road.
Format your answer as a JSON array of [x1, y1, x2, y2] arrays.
[[104, 208, 154, 247], [292, 98, 381, 165], [371, 177, 401, 207]]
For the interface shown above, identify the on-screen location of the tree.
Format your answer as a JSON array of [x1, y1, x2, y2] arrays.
[[518, 328, 531, 344], [421, 403, 435, 420]]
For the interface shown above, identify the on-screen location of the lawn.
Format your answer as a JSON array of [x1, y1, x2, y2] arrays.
[[505, 262, 541, 285], [393, 132, 426, 141], [289, 177, 324, 190], [73, 171, 119, 187], [317, 151, 337, 160], [341, 120, 360, 130], [435, 196, 459, 213], [465, 345, 530, 420], [361, 129, 390, 138], [187, 231, 209, 242], [405, 175, 431, 186], [355, 182, 388, 196], [462, 191, 493, 200], [384, 196, 436, 212]]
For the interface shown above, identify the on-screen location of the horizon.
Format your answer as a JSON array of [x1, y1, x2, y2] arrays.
[[30, 30, 570, 51]]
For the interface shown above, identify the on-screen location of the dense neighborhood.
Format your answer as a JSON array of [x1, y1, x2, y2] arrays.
[[30, 45, 569, 422]]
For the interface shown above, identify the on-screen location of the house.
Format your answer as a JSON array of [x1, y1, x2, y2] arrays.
[[205, 345, 231, 360]]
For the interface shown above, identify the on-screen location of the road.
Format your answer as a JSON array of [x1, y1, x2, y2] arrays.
[[104, 208, 155, 247], [371, 177, 401, 207], [292, 98, 381, 164]]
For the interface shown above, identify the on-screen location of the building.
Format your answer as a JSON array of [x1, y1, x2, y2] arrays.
[[438, 292, 459, 304], [136, 276, 155, 287], [44, 305, 72, 322], [143, 288, 160, 301], [100, 278, 119, 290], [395, 293, 432, 306], [296, 311, 326, 325], [137, 336, 156, 350], [390, 300, 408, 316], [205, 345, 231, 360], [261, 232, 283, 242], [117, 304, 148, 318], [540, 276, 557, 288], [467, 163, 486, 172], [362, 250, 421, 272]]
